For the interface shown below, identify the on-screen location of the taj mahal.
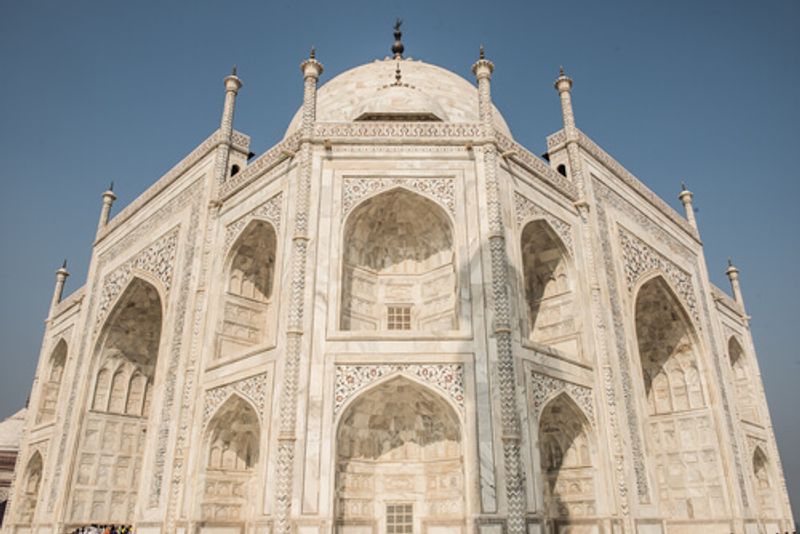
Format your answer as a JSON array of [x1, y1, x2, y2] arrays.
[[2, 24, 794, 534]]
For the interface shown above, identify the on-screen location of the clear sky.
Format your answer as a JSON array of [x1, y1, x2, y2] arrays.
[[0, 0, 797, 522]]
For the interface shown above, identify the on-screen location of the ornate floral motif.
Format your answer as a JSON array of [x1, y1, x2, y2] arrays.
[[315, 121, 482, 139], [225, 192, 283, 249], [203, 372, 269, 425], [334, 364, 464, 416], [342, 177, 455, 217], [513, 193, 574, 254], [94, 227, 179, 334], [618, 227, 699, 322], [529, 371, 594, 424], [546, 130, 567, 150]]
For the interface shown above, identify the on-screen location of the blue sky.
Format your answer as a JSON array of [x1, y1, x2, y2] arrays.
[[0, 0, 797, 521]]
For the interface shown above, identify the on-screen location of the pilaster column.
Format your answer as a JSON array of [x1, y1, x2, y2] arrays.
[[726, 259, 746, 313], [96, 184, 116, 236], [274, 48, 322, 534], [49, 260, 69, 316], [679, 182, 698, 231], [472, 48, 526, 534]]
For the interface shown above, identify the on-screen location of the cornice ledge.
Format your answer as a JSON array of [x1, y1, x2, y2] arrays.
[[96, 129, 223, 244], [495, 131, 579, 201], [50, 285, 85, 319], [575, 129, 700, 242]]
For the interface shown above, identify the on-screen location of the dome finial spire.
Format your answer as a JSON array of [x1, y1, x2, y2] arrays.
[[392, 18, 404, 59]]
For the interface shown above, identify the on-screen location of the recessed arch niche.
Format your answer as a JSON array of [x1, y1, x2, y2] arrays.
[[340, 188, 457, 332], [520, 219, 580, 357], [728, 337, 759, 424], [752, 446, 776, 517], [335, 377, 465, 534], [200, 394, 260, 522], [36, 339, 67, 424], [69, 277, 163, 524], [15, 451, 43, 524], [217, 219, 278, 360], [634, 276, 726, 518], [538, 393, 596, 524]]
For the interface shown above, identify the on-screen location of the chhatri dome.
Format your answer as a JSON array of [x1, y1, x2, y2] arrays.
[[4, 20, 794, 534]]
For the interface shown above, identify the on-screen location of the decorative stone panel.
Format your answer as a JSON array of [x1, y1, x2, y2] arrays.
[[618, 227, 699, 322], [342, 177, 455, 217], [224, 192, 283, 250], [94, 227, 180, 333], [529, 371, 594, 424], [334, 364, 464, 416], [203, 372, 269, 425], [513, 193, 574, 254]]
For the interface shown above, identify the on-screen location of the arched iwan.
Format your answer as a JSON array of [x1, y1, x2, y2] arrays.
[[15, 451, 43, 524], [216, 219, 278, 360], [68, 277, 163, 524], [199, 393, 260, 523], [538, 392, 596, 525], [520, 219, 580, 358], [335, 376, 465, 534], [634, 276, 727, 519], [37, 339, 67, 424], [728, 336, 759, 424], [341, 188, 457, 332]]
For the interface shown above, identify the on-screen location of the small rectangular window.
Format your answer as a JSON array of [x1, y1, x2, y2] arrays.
[[386, 503, 413, 534], [387, 306, 412, 330]]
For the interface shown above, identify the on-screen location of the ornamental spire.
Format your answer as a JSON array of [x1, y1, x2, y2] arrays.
[[392, 18, 404, 59]]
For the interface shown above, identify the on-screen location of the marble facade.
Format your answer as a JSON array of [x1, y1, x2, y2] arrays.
[[2, 36, 794, 534]]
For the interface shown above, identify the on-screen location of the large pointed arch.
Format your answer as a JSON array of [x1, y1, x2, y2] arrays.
[[69, 276, 163, 524], [216, 219, 278, 360], [340, 187, 457, 332], [36, 338, 68, 424], [334, 376, 465, 534], [538, 392, 596, 524], [15, 451, 43, 524], [520, 218, 580, 357], [752, 446, 776, 517], [633, 275, 727, 519], [199, 393, 261, 522]]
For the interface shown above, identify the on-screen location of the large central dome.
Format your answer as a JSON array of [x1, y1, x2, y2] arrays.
[[284, 58, 512, 137]]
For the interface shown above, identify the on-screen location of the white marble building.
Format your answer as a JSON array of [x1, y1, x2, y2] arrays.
[[3, 28, 794, 534]]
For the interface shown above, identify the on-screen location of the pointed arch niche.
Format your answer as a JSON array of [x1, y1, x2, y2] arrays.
[[634, 276, 726, 518], [36, 339, 67, 424], [200, 394, 260, 522], [340, 188, 457, 332], [752, 447, 777, 518], [728, 337, 759, 424], [216, 220, 278, 360], [520, 219, 580, 357], [538, 393, 596, 524], [69, 277, 163, 524], [335, 377, 465, 534], [15, 451, 43, 524]]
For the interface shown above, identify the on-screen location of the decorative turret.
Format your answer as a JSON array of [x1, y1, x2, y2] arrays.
[[300, 48, 323, 137], [471, 46, 495, 135], [678, 181, 698, 231], [726, 258, 746, 310], [49, 259, 69, 315], [221, 65, 243, 137], [554, 66, 576, 134], [96, 182, 117, 236]]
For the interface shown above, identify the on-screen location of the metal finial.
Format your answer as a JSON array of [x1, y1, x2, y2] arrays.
[[479, 45, 485, 60], [559, 65, 565, 77], [309, 47, 316, 59], [109, 181, 114, 192], [232, 64, 237, 76], [728, 257, 734, 267], [681, 181, 687, 191], [62, 259, 67, 269], [394, 62, 402, 85], [392, 18, 404, 59]]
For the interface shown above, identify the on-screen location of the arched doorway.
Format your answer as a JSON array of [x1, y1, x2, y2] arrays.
[[341, 189, 457, 332], [69, 277, 163, 524], [200, 394, 260, 522], [335, 377, 465, 534], [634, 276, 726, 519], [538, 393, 596, 528]]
